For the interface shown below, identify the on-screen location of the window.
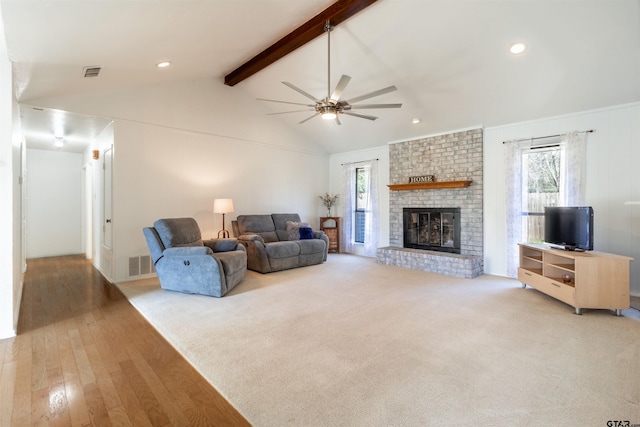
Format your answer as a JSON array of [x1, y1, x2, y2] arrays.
[[521, 146, 560, 243], [354, 167, 367, 243], [505, 131, 587, 278], [342, 160, 379, 255]]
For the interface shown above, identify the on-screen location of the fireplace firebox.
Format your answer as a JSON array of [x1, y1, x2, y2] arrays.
[[403, 207, 461, 254]]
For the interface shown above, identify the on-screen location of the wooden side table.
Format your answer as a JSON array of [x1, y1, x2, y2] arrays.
[[320, 217, 340, 253]]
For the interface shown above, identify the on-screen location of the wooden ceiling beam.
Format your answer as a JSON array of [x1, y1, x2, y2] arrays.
[[224, 0, 379, 86]]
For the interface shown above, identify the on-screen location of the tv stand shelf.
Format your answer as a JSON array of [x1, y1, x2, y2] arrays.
[[518, 243, 632, 315]]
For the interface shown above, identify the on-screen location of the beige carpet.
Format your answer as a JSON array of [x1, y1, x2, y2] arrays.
[[118, 254, 640, 426]]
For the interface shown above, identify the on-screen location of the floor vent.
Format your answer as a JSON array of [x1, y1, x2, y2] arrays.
[[83, 66, 102, 78], [129, 255, 154, 277]]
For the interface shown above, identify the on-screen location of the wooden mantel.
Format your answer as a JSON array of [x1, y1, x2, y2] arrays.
[[387, 180, 472, 191]]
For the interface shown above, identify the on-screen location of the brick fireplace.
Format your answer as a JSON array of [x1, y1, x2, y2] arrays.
[[377, 128, 484, 278]]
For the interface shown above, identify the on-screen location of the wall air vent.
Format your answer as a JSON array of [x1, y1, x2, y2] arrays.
[[83, 66, 102, 78], [128, 255, 154, 277]]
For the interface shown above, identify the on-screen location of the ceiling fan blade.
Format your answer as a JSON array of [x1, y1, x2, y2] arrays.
[[330, 75, 352, 102], [335, 115, 342, 126], [343, 111, 378, 121], [267, 110, 314, 115], [282, 82, 321, 103], [299, 113, 319, 124], [346, 85, 398, 104], [349, 103, 403, 110], [257, 98, 315, 107]]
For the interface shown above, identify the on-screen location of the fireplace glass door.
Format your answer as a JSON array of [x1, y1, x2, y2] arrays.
[[403, 208, 461, 253]]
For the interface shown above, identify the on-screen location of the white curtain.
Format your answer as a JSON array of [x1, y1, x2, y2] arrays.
[[504, 139, 530, 278], [341, 163, 356, 253], [504, 132, 588, 277], [340, 160, 379, 256], [559, 131, 587, 206], [363, 161, 379, 257]]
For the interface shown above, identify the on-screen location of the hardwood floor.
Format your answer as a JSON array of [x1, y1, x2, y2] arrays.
[[0, 255, 250, 426]]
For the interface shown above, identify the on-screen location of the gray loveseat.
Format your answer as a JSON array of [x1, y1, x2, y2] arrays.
[[232, 213, 329, 273], [143, 217, 247, 297]]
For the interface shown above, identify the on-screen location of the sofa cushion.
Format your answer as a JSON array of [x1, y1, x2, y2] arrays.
[[236, 215, 279, 243], [297, 239, 326, 255], [154, 218, 204, 248], [272, 213, 302, 240], [264, 241, 301, 259], [272, 213, 302, 230], [299, 226, 314, 240]]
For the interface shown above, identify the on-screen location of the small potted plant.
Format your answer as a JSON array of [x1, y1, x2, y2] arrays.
[[319, 193, 339, 217]]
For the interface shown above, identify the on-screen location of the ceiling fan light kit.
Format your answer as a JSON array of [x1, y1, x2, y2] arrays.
[[259, 20, 401, 125]]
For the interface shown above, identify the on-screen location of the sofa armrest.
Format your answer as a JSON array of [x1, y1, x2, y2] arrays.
[[313, 231, 330, 260], [238, 233, 265, 245], [164, 246, 214, 257], [236, 234, 272, 273], [313, 230, 326, 239]]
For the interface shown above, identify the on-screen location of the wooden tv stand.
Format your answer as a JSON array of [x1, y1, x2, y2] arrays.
[[518, 243, 632, 315]]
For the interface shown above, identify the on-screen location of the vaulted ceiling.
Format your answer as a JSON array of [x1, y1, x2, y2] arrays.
[[2, 0, 639, 154]]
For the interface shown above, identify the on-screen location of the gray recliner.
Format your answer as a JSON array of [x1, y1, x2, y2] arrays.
[[143, 218, 247, 297]]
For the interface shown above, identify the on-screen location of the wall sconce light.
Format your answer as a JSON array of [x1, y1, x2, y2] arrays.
[[213, 198, 235, 238], [92, 150, 100, 160]]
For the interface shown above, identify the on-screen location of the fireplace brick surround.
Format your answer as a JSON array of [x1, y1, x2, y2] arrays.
[[377, 128, 484, 278]]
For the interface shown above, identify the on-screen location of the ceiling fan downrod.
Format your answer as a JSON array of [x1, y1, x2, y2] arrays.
[[321, 20, 339, 119], [325, 20, 333, 103]]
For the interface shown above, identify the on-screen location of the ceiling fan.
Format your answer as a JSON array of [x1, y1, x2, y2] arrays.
[[257, 21, 402, 125]]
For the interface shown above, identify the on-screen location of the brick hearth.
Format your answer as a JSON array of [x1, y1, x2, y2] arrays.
[[376, 247, 483, 278]]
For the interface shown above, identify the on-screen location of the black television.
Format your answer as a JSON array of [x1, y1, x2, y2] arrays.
[[544, 206, 594, 251]]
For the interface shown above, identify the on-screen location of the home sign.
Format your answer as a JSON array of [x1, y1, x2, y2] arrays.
[[408, 175, 436, 183]]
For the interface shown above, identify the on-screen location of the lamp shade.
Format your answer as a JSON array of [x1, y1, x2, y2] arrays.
[[213, 198, 234, 214]]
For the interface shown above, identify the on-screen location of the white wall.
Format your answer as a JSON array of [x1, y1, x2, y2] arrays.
[[25, 149, 83, 258], [328, 145, 390, 255], [112, 119, 329, 282], [484, 102, 640, 297]]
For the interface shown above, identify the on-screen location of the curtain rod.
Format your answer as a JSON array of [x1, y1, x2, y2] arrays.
[[340, 158, 379, 166], [502, 129, 594, 144]]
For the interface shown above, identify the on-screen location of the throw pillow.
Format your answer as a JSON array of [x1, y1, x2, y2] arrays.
[[286, 221, 310, 240], [299, 226, 314, 240]]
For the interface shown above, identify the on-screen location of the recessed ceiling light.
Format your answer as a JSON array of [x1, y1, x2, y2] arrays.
[[156, 61, 171, 68], [510, 43, 526, 54], [411, 117, 422, 124]]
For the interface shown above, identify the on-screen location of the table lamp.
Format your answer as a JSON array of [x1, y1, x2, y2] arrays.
[[213, 198, 234, 238]]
